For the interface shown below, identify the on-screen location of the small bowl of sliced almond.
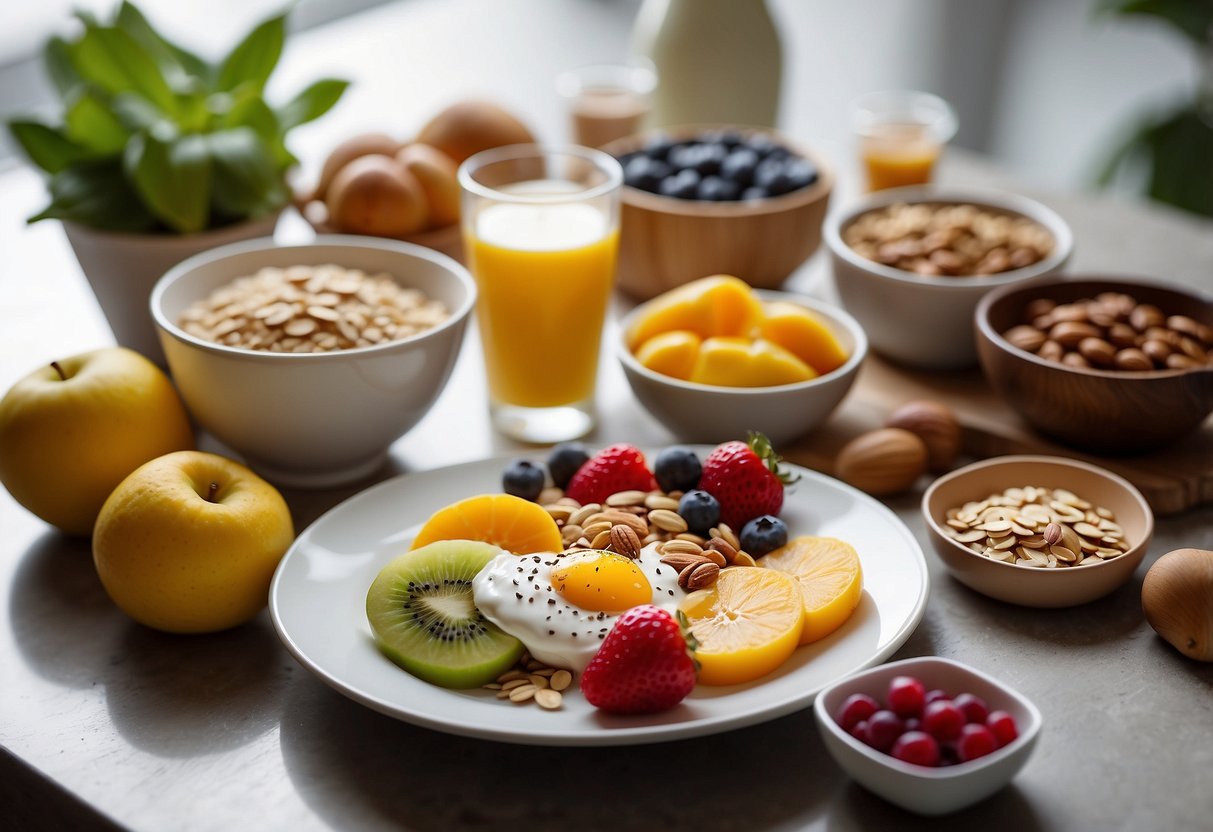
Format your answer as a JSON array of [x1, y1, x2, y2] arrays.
[[922, 455, 1153, 607]]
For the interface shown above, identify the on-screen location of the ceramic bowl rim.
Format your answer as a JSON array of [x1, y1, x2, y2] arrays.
[[150, 234, 477, 363], [823, 185, 1073, 289], [921, 454, 1154, 578], [814, 655, 1043, 780], [616, 289, 869, 395], [975, 274, 1213, 381]]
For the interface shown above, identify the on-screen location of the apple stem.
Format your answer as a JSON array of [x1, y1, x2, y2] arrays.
[[207, 482, 219, 503], [50, 361, 67, 381]]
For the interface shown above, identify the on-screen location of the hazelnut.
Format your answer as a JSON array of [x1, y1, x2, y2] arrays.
[[885, 400, 962, 472], [834, 428, 929, 496]]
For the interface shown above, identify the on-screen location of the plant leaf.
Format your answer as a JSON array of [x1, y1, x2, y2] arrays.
[[1143, 107, 1213, 217], [114, 1, 212, 87], [220, 89, 295, 170], [124, 131, 212, 232], [276, 78, 349, 130], [207, 127, 287, 219], [215, 13, 286, 93], [1094, 0, 1213, 45], [45, 36, 83, 98], [29, 158, 158, 231], [110, 92, 165, 132], [7, 121, 91, 174], [65, 90, 130, 154], [69, 24, 176, 115]]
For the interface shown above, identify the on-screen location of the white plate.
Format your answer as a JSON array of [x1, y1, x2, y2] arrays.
[[269, 454, 930, 746]]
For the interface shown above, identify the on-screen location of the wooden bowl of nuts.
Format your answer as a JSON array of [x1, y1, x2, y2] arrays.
[[601, 126, 834, 300], [976, 276, 1213, 453], [151, 236, 476, 488], [824, 187, 1072, 370], [922, 455, 1153, 607]]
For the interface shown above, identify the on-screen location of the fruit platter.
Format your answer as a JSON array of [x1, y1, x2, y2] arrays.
[[270, 441, 929, 745]]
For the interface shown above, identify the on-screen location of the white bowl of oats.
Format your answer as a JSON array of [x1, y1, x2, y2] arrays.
[[151, 235, 475, 488]]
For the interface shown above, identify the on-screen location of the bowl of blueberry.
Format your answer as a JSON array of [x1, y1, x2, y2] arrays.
[[603, 127, 834, 300], [814, 656, 1042, 816]]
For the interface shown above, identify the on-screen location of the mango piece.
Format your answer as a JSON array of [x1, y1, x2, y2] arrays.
[[690, 337, 818, 387], [760, 300, 850, 375], [625, 275, 765, 350], [635, 330, 702, 380]]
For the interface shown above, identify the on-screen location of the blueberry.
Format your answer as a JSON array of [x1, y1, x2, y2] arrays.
[[744, 133, 780, 158], [696, 175, 740, 201], [754, 158, 797, 195], [547, 442, 589, 489], [658, 168, 701, 199], [692, 143, 728, 175], [721, 148, 759, 187], [502, 459, 545, 502], [624, 155, 670, 192], [666, 143, 700, 171], [654, 447, 702, 493], [739, 515, 788, 556], [643, 133, 677, 161], [783, 157, 819, 192], [678, 489, 721, 535], [742, 185, 769, 201]]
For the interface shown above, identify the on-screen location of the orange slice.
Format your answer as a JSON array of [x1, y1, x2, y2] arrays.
[[689, 337, 817, 387], [678, 567, 804, 686], [624, 275, 765, 350], [635, 330, 702, 380], [410, 493, 562, 555], [759, 300, 850, 375], [757, 536, 863, 645]]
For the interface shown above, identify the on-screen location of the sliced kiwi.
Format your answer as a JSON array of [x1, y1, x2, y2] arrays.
[[366, 539, 523, 688]]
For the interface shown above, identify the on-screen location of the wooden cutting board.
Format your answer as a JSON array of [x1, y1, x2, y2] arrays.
[[782, 354, 1213, 516]]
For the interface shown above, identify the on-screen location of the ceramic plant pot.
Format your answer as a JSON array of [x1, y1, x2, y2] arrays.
[[62, 212, 282, 366]]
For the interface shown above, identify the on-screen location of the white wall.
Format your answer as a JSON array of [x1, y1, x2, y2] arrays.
[[987, 0, 1196, 191]]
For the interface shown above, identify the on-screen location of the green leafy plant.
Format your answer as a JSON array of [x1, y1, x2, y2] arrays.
[[1095, 0, 1213, 217], [7, 2, 348, 233]]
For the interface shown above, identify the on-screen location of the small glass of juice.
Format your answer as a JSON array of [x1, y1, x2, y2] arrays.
[[850, 90, 957, 191], [556, 59, 658, 148], [458, 145, 623, 443]]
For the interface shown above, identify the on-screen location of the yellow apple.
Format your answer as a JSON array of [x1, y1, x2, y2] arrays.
[[93, 451, 295, 634], [0, 347, 195, 535]]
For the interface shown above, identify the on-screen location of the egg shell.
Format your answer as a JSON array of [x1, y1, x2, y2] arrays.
[[325, 155, 430, 236], [416, 100, 536, 164], [312, 132, 402, 201], [397, 143, 461, 229]]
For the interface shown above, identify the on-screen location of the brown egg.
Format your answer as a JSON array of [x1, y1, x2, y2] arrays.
[[397, 143, 461, 228], [311, 132, 402, 201], [326, 155, 429, 237], [416, 100, 535, 164]]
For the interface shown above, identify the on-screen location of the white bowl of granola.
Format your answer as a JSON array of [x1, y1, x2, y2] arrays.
[[151, 235, 475, 488]]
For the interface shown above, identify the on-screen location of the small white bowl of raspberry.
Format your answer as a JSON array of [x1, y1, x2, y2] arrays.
[[813, 655, 1042, 816]]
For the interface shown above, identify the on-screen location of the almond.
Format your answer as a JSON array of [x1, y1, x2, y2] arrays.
[[834, 428, 929, 496]]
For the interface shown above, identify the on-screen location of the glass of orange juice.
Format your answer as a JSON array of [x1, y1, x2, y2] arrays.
[[850, 90, 957, 191], [458, 145, 623, 442]]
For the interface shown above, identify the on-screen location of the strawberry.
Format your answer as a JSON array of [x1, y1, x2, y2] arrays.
[[564, 443, 656, 505], [699, 432, 797, 529], [580, 605, 698, 714]]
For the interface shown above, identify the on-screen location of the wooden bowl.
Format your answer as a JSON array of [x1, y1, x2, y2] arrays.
[[922, 455, 1153, 608], [295, 197, 464, 263], [601, 127, 834, 300], [976, 276, 1213, 453]]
